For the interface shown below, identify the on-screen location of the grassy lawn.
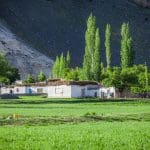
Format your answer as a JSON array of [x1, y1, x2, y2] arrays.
[[0, 97, 150, 149]]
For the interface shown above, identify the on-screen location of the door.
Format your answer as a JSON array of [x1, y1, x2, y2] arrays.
[[94, 92, 97, 98], [81, 89, 85, 98]]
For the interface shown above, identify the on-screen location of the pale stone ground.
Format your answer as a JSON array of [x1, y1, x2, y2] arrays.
[[0, 22, 53, 79]]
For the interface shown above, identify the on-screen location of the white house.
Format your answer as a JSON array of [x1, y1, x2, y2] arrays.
[[1, 79, 116, 99], [47, 79, 100, 98]]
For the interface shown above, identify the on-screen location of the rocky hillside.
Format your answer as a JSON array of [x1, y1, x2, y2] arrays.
[[0, 21, 53, 79], [0, 0, 150, 76], [131, 0, 150, 8]]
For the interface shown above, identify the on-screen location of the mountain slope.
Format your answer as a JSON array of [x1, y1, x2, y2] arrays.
[[0, 21, 53, 79], [0, 0, 150, 68]]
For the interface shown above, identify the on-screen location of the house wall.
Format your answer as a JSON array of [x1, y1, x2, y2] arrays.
[[100, 87, 116, 98], [71, 85, 83, 98], [1, 87, 12, 94], [47, 85, 71, 98], [1, 86, 48, 95], [71, 85, 100, 98], [25, 86, 48, 94], [1, 84, 100, 98], [47, 85, 99, 98], [85, 85, 100, 97], [14, 86, 26, 94], [86, 89, 99, 97]]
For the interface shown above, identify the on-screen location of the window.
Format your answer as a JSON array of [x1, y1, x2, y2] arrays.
[[55, 87, 63, 94], [37, 88, 43, 93]]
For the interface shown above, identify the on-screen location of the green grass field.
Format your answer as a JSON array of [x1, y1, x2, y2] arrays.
[[0, 96, 150, 150]]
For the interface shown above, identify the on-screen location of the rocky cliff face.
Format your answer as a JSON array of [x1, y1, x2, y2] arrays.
[[0, 0, 149, 75], [0, 21, 53, 79], [131, 0, 150, 8]]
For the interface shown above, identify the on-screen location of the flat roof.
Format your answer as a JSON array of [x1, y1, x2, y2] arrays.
[[47, 80, 99, 86], [3, 79, 101, 87]]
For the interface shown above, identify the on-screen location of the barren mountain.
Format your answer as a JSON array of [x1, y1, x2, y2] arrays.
[[131, 0, 150, 8], [0, 0, 149, 77]]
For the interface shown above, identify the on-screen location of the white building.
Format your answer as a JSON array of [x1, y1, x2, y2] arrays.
[[47, 80, 100, 98], [1, 79, 116, 99], [1, 82, 47, 95]]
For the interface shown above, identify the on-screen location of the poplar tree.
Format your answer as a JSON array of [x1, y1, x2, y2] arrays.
[[59, 53, 66, 78], [83, 46, 91, 80], [38, 71, 46, 82], [82, 13, 101, 81], [93, 28, 101, 81], [66, 51, 70, 69], [83, 14, 95, 80], [121, 23, 134, 69], [52, 56, 60, 78], [105, 24, 111, 68]]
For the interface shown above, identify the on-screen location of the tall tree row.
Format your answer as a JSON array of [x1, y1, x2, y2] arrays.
[[105, 24, 111, 68], [82, 13, 101, 81], [51, 14, 139, 86], [121, 23, 134, 69]]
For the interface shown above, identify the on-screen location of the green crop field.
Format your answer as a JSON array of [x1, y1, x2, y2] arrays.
[[0, 96, 150, 150]]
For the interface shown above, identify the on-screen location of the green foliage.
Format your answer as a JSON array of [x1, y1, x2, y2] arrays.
[[131, 64, 150, 94], [38, 71, 46, 82], [145, 63, 149, 89], [6, 67, 20, 84], [0, 53, 9, 76], [0, 53, 20, 84], [82, 13, 101, 81], [24, 74, 35, 83], [52, 51, 71, 79], [0, 76, 10, 84], [51, 15, 149, 93], [102, 67, 124, 92], [131, 86, 150, 94], [82, 45, 91, 80], [66, 51, 70, 69], [66, 67, 80, 81], [93, 28, 101, 81], [52, 56, 60, 78], [121, 23, 134, 68], [105, 24, 111, 68], [59, 53, 66, 78], [101, 65, 150, 93], [138, 72, 150, 88]]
